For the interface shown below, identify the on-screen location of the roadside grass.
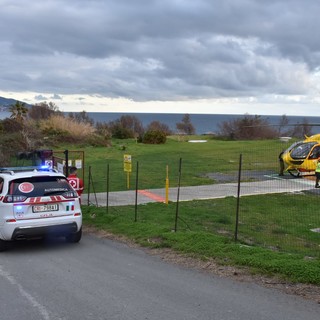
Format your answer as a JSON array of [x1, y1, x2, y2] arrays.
[[82, 192, 320, 285]]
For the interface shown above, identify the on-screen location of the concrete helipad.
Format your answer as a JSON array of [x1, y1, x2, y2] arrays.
[[82, 174, 317, 207]]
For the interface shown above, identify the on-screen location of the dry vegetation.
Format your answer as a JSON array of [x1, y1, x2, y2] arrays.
[[0, 103, 102, 166], [39, 115, 95, 140]]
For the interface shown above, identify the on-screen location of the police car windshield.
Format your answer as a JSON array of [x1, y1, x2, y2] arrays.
[[9, 176, 72, 197]]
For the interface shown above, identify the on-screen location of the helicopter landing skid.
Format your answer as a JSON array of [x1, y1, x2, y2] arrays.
[[288, 169, 301, 177], [287, 170, 315, 178]]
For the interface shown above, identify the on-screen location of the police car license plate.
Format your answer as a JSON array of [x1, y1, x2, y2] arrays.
[[33, 204, 59, 213]]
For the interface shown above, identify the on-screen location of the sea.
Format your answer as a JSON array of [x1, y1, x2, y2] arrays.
[[1, 111, 320, 135], [64, 112, 320, 135]]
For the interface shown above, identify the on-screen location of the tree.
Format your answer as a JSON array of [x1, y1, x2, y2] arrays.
[[291, 118, 312, 138], [146, 121, 172, 136], [28, 102, 61, 121], [176, 114, 195, 135], [9, 101, 28, 123], [109, 115, 144, 139], [68, 110, 94, 126], [95, 122, 112, 139], [0, 117, 23, 133], [218, 114, 278, 140], [278, 114, 290, 136]]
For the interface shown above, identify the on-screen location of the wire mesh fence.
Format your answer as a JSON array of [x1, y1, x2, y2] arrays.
[[83, 151, 320, 258]]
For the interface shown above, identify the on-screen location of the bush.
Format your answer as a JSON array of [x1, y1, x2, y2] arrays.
[[0, 118, 23, 133], [218, 114, 278, 140], [146, 121, 172, 136], [28, 102, 61, 121], [95, 122, 112, 140], [142, 130, 167, 144], [0, 132, 29, 166], [39, 115, 96, 142], [0, 151, 10, 166], [111, 125, 133, 139], [84, 134, 112, 147], [109, 115, 144, 139]]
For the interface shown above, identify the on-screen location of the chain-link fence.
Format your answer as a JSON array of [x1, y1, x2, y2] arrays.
[[83, 153, 320, 258]]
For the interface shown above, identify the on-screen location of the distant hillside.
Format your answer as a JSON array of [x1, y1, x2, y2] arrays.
[[0, 96, 31, 111]]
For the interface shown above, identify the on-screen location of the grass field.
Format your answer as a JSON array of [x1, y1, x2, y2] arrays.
[[52, 136, 293, 192]]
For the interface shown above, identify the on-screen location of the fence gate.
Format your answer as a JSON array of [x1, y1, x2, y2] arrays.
[[52, 150, 85, 180]]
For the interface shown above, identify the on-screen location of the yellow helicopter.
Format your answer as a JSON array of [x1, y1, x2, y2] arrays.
[[282, 133, 320, 177]]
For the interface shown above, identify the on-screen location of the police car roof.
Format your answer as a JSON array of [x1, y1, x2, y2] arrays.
[[0, 166, 61, 176]]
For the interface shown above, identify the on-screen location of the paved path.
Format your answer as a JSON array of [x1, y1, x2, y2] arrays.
[[82, 174, 316, 207]]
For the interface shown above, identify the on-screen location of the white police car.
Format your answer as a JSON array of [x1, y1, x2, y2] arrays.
[[0, 166, 82, 251]]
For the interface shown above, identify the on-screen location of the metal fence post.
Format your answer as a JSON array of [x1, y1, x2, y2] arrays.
[[106, 163, 109, 214], [134, 161, 139, 222], [234, 153, 242, 242], [64, 149, 69, 176], [87, 166, 91, 206], [174, 158, 182, 232]]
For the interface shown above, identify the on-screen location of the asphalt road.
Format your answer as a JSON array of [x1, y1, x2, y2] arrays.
[[0, 234, 319, 320]]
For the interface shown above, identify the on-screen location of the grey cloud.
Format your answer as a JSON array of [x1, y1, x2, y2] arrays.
[[0, 0, 319, 102], [34, 95, 48, 100], [50, 94, 62, 100]]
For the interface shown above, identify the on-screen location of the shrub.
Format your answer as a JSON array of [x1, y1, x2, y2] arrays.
[[84, 134, 112, 147], [142, 130, 167, 144], [0, 118, 23, 133], [95, 122, 112, 140], [68, 110, 94, 126], [111, 124, 133, 139], [28, 102, 61, 121], [146, 121, 172, 136], [109, 115, 144, 139], [39, 115, 95, 142], [0, 132, 29, 166], [0, 149, 10, 166], [217, 114, 278, 140]]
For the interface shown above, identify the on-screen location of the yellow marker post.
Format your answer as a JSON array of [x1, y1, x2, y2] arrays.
[[127, 172, 130, 189], [165, 165, 169, 204], [123, 154, 132, 189]]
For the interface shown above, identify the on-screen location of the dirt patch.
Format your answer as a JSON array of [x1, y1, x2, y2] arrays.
[[83, 225, 320, 304]]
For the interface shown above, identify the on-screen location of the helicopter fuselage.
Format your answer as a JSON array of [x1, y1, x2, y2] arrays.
[[282, 135, 320, 176]]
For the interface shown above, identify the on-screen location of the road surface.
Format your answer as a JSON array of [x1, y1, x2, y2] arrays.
[[0, 234, 319, 320]]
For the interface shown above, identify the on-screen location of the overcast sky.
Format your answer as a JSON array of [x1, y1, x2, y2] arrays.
[[1, 0, 320, 115]]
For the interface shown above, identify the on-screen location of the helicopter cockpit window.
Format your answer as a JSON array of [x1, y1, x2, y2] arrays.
[[290, 142, 317, 159], [285, 141, 303, 154], [308, 145, 320, 159]]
